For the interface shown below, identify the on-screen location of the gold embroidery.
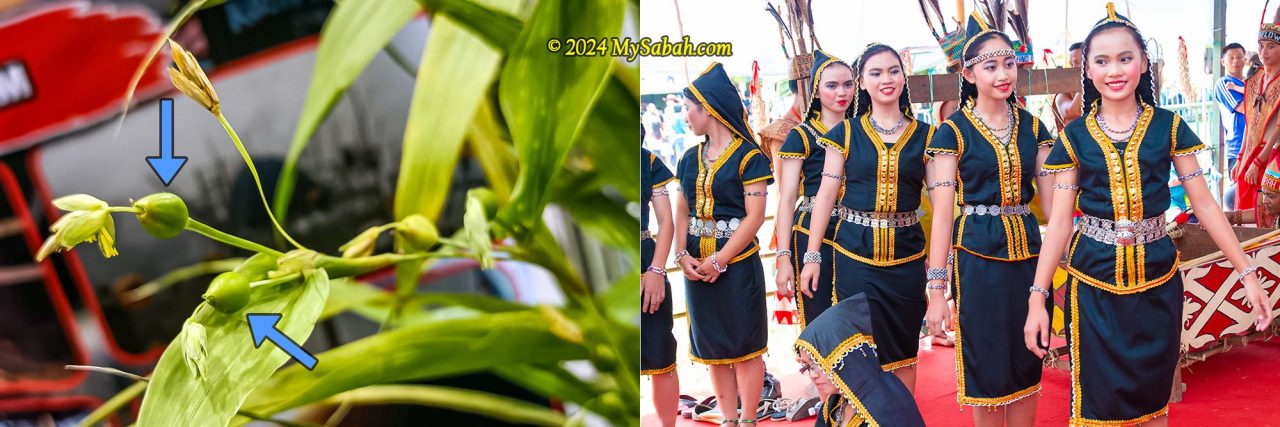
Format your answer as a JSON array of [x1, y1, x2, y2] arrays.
[[860, 116, 918, 264], [963, 107, 1029, 258], [795, 338, 882, 427], [1084, 104, 1154, 290], [881, 357, 918, 371], [641, 363, 677, 376], [690, 345, 767, 365], [696, 137, 744, 257]]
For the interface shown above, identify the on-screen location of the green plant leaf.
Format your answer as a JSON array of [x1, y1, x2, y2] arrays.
[[273, 0, 421, 223], [493, 364, 598, 405], [235, 310, 587, 423], [496, 0, 624, 234], [393, 0, 522, 222], [324, 385, 566, 426], [135, 269, 330, 426], [319, 278, 385, 320], [466, 102, 517, 200], [78, 380, 146, 427], [414, 0, 524, 49], [552, 171, 639, 256], [599, 271, 640, 325], [123, 258, 245, 304], [574, 69, 642, 202]]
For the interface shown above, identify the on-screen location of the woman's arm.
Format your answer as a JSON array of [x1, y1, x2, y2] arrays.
[[1035, 146, 1054, 218], [774, 158, 804, 296], [797, 147, 844, 297], [1025, 169, 1079, 358], [924, 154, 957, 338], [672, 188, 704, 281], [1176, 155, 1274, 329], [695, 180, 768, 282]]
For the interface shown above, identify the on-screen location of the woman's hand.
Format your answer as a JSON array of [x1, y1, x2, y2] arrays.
[[1023, 300, 1051, 359], [1241, 273, 1275, 331], [1246, 162, 1264, 186], [694, 253, 724, 283], [641, 271, 666, 314], [679, 255, 705, 281], [776, 257, 795, 298], [798, 262, 820, 299], [925, 289, 951, 339]]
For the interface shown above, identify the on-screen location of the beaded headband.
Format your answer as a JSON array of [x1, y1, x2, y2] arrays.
[[963, 48, 1015, 68], [1263, 169, 1280, 193]]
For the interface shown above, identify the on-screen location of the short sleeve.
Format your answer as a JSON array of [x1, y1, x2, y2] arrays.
[[739, 147, 774, 185], [926, 120, 960, 156], [816, 120, 850, 158], [1043, 132, 1078, 172], [778, 128, 810, 159], [1033, 116, 1055, 147], [1171, 114, 1206, 156], [649, 152, 675, 188]]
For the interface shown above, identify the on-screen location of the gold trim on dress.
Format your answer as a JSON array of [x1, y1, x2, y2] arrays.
[[641, 363, 677, 376], [690, 345, 768, 365]]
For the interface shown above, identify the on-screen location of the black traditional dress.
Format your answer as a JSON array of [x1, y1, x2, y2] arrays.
[[927, 106, 1055, 406], [678, 63, 774, 364], [778, 49, 847, 327], [1044, 103, 1199, 424], [798, 294, 925, 427], [817, 116, 932, 371], [640, 147, 677, 375]]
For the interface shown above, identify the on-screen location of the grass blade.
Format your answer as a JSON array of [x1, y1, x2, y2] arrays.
[[326, 385, 567, 426]]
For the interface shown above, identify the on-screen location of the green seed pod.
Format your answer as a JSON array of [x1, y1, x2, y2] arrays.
[[468, 187, 500, 218], [203, 272, 250, 313], [396, 214, 439, 253], [589, 343, 619, 372], [133, 193, 189, 239]]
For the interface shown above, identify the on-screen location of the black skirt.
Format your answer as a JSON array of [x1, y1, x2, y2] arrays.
[[953, 251, 1047, 405], [640, 238, 677, 374], [794, 210, 837, 328], [686, 249, 768, 364], [834, 253, 926, 370], [1065, 274, 1180, 424]]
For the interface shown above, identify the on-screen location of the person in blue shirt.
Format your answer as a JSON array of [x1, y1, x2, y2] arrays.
[[1218, 42, 1247, 209]]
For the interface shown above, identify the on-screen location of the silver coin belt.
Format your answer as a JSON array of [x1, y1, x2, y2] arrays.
[[641, 230, 652, 240], [688, 217, 741, 238], [961, 203, 1032, 216], [839, 209, 920, 228], [1077, 214, 1167, 246], [797, 196, 841, 216]]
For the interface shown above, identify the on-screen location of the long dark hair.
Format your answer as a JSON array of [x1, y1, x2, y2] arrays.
[[959, 32, 1019, 108], [1080, 22, 1156, 117], [853, 44, 913, 117]]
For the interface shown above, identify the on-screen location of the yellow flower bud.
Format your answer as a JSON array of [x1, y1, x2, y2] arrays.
[[395, 215, 438, 253], [167, 39, 220, 115]]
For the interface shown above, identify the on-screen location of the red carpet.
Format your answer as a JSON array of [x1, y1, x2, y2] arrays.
[[642, 339, 1280, 426]]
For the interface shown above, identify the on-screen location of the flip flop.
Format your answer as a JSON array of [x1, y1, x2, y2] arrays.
[[787, 396, 822, 421]]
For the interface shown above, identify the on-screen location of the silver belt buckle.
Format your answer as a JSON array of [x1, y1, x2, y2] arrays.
[[1115, 219, 1136, 246]]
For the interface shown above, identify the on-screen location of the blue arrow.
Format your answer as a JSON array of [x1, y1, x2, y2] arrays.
[[145, 98, 188, 186], [247, 313, 318, 370]]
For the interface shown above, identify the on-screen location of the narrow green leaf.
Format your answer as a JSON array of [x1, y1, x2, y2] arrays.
[[319, 278, 385, 320], [325, 385, 566, 426], [236, 311, 588, 423], [466, 102, 517, 200], [273, 0, 421, 223], [135, 270, 330, 426], [123, 258, 245, 304], [493, 364, 598, 405], [415, 0, 524, 50], [393, 0, 522, 222], [496, 0, 624, 234], [78, 380, 146, 427], [599, 271, 640, 325], [553, 175, 640, 256], [575, 70, 642, 202], [119, 0, 211, 125]]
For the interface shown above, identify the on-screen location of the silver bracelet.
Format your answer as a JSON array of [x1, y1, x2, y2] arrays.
[[651, 189, 670, 196], [1177, 168, 1205, 182], [802, 251, 822, 264], [743, 191, 767, 197], [930, 180, 956, 189], [1029, 285, 1051, 298], [675, 250, 690, 261], [710, 254, 728, 273], [646, 266, 667, 277], [821, 172, 843, 180], [1053, 183, 1079, 191], [1240, 265, 1260, 277], [776, 249, 793, 258], [926, 283, 947, 291], [926, 268, 948, 281]]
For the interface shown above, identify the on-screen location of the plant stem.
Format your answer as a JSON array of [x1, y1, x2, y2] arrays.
[[185, 218, 283, 257], [251, 273, 301, 288], [78, 380, 146, 427], [237, 411, 324, 427], [65, 365, 149, 383], [215, 113, 305, 250]]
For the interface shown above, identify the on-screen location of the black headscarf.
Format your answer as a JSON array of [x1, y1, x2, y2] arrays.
[[684, 62, 762, 150], [795, 294, 925, 427]]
